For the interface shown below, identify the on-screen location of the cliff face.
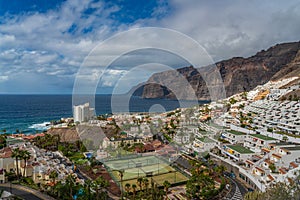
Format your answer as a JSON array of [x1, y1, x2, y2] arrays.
[[131, 41, 300, 100]]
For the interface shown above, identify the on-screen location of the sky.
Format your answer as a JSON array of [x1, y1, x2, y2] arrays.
[[0, 0, 300, 94]]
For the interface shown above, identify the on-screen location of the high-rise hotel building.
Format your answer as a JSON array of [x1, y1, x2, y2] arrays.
[[73, 103, 95, 123]]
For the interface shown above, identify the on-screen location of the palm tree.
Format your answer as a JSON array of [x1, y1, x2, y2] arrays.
[[84, 179, 92, 200], [94, 176, 109, 200], [137, 177, 143, 191], [21, 150, 31, 177], [125, 183, 131, 198], [11, 148, 21, 179], [65, 174, 76, 199], [142, 178, 149, 196], [118, 170, 124, 198], [163, 180, 171, 200], [49, 170, 58, 184], [132, 184, 137, 199]]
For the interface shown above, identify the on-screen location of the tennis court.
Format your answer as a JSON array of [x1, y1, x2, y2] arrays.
[[104, 155, 189, 189]]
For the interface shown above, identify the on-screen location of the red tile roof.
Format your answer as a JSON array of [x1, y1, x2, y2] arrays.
[[290, 162, 298, 169], [272, 153, 282, 159], [0, 147, 12, 158], [267, 174, 275, 181], [279, 168, 287, 174], [255, 167, 265, 173], [262, 148, 270, 153]]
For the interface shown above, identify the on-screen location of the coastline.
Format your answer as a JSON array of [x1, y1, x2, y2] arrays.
[[0, 94, 208, 134]]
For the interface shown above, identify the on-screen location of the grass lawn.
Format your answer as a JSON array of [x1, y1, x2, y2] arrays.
[[228, 130, 246, 135], [227, 145, 254, 154], [121, 172, 188, 189], [251, 134, 275, 140]]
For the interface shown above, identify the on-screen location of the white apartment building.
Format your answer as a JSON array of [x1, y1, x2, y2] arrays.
[[221, 130, 247, 144], [73, 103, 95, 123], [244, 134, 277, 153]]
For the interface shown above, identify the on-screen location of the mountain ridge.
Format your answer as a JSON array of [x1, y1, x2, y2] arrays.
[[129, 41, 300, 100]]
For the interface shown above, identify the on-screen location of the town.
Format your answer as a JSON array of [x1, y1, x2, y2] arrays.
[[0, 76, 299, 200]]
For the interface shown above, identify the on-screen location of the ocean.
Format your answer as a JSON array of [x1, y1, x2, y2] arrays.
[[0, 95, 205, 134]]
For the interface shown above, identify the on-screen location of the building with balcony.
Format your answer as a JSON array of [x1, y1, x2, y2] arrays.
[[244, 134, 277, 153], [221, 130, 247, 144], [222, 145, 255, 161]]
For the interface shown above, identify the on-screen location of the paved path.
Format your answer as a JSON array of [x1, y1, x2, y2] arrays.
[[223, 177, 245, 200], [0, 183, 56, 200], [230, 183, 243, 200]]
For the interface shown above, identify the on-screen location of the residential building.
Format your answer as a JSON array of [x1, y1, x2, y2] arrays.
[[221, 130, 246, 144], [244, 134, 277, 153], [222, 145, 255, 161], [73, 103, 95, 123]]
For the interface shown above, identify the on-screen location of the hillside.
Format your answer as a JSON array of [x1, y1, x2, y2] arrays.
[[130, 41, 300, 100]]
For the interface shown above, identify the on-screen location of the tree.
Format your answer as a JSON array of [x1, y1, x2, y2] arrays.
[[125, 183, 131, 198], [65, 174, 76, 199], [84, 179, 92, 200], [0, 135, 6, 149], [142, 178, 149, 196], [163, 180, 171, 200], [11, 148, 21, 179], [244, 177, 300, 200], [282, 136, 288, 142], [137, 177, 143, 191], [94, 176, 109, 200], [132, 184, 137, 199], [49, 170, 58, 184], [118, 170, 124, 198], [244, 191, 265, 200], [186, 160, 219, 199], [268, 163, 276, 173], [21, 150, 31, 177]]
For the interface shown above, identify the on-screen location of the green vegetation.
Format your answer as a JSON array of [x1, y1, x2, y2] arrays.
[[251, 134, 275, 141], [267, 128, 273, 132], [20, 177, 39, 190], [228, 130, 246, 135], [48, 174, 109, 200], [268, 163, 276, 173], [229, 97, 237, 104], [227, 145, 254, 154], [12, 149, 31, 180], [276, 130, 300, 139], [244, 175, 300, 200], [186, 160, 227, 199], [122, 177, 165, 200], [33, 133, 60, 150], [0, 135, 6, 149], [57, 141, 87, 160]]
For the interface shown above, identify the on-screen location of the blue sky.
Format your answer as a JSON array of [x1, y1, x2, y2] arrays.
[[0, 0, 300, 94]]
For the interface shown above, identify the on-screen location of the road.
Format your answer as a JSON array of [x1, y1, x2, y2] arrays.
[[223, 176, 248, 200], [0, 185, 43, 200]]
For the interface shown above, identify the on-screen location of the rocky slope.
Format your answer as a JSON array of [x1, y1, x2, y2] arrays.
[[47, 128, 80, 143], [130, 41, 300, 100]]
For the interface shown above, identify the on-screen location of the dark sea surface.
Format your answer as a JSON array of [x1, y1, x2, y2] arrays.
[[0, 95, 205, 134]]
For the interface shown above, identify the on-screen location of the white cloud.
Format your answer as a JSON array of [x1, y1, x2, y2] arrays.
[[0, 76, 9, 82], [1, 0, 300, 94]]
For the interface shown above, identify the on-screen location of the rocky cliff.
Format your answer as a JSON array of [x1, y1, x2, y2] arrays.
[[130, 41, 300, 100]]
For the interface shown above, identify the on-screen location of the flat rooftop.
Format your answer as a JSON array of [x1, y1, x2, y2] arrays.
[[227, 145, 254, 154], [283, 146, 300, 151], [198, 137, 215, 143], [251, 134, 275, 141], [269, 142, 296, 146], [227, 130, 246, 135]]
